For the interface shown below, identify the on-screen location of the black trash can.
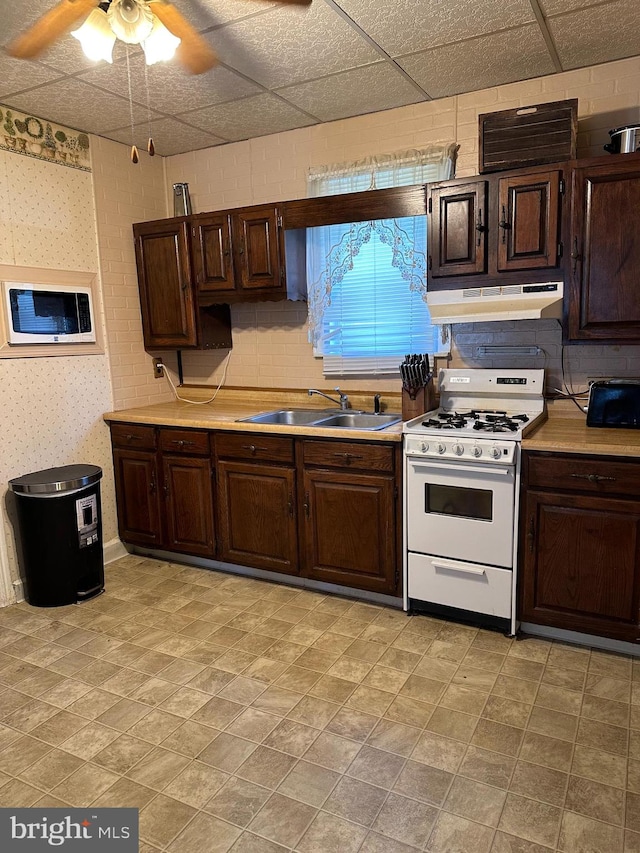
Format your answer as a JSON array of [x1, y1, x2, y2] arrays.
[[9, 465, 104, 607]]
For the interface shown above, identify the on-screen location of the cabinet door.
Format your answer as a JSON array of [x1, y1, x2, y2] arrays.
[[429, 181, 487, 277], [133, 219, 197, 348], [497, 171, 560, 271], [231, 206, 283, 293], [162, 455, 215, 557], [191, 213, 234, 293], [217, 460, 298, 574], [301, 469, 398, 594], [567, 160, 640, 340], [112, 449, 162, 547], [520, 490, 640, 642]]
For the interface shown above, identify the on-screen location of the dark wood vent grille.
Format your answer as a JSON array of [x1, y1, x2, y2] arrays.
[[479, 99, 578, 173]]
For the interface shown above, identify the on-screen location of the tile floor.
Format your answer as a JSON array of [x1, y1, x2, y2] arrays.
[[0, 555, 638, 852]]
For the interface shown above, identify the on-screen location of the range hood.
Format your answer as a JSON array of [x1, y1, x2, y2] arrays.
[[427, 282, 563, 324]]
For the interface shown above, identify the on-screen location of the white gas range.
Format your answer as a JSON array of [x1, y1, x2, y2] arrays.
[[403, 368, 546, 635]]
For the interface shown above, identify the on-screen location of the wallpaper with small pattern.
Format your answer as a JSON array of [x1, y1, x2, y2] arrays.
[[0, 145, 116, 592]]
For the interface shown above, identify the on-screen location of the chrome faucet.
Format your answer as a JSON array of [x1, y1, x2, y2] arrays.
[[308, 387, 350, 410]]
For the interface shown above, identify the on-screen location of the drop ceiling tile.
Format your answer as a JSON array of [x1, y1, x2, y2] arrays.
[[548, 0, 640, 69], [0, 55, 63, 99], [167, 0, 280, 30], [182, 93, 318, 142], [102, 118, 226, 157], [203, 1, 380, 89], [78, 55, 261, 115], [334, 0, 536, 56], [398, 25, 556, 99], [4, 77, 161, 135], [277, 62, 426, 122], [539, 0, 609, 15]]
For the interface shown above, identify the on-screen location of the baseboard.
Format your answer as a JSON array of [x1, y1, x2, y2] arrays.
[[104, 538, 128, 564], [521, 622, 640, 658]]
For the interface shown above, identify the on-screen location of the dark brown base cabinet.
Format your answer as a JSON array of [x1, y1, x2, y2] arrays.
[[111, 425, 215, 558], [300, 440, 400, 595], [520, 451, 640, 643], [215, 433, 298, 575], [111, 425, 402, 597]]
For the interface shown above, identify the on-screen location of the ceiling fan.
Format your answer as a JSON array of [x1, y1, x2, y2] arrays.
[[5, 0, 312, 76]]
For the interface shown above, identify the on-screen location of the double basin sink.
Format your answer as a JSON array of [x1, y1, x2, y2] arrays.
[[237, 408, 401, 431]]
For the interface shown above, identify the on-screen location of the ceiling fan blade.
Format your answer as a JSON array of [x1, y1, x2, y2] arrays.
[[5, 0, 99, 60], [150, 1, 218, 75]]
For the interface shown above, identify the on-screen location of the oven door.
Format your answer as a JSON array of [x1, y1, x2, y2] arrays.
[[406, 457, 515, 568]]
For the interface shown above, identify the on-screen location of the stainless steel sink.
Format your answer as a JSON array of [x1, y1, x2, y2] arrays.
[[237, 408, 334, 426], [312, 412, 401, 430], [237, 409, 401, 430]]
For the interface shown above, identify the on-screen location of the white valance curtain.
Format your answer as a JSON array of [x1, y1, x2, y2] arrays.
[[306, 144, 457, 375]]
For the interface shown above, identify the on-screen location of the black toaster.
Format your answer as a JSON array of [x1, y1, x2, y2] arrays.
[[586, 379, 640, 428]]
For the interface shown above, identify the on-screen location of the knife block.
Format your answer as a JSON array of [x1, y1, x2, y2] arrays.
[[402, 382, 436, 421]]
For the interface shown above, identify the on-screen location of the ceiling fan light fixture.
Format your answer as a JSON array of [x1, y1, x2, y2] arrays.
[[142, 17, 181, 65], [71, 8, 116, 64], [108, 0, 153, 45]]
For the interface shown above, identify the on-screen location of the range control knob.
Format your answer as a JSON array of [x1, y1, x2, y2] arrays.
[[437, 442, 447, 455], [420, 441, 429, 453], [490, 446, 502, 460], [453, 443, 464, 456], [472, 445, 482, 458]]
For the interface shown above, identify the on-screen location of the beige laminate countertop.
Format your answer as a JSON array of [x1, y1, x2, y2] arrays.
[[523, 417, 640, 457], [103, 391, 403, 443]]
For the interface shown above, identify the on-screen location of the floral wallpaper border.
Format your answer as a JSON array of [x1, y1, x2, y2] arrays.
[[0, 105, 91, 171]]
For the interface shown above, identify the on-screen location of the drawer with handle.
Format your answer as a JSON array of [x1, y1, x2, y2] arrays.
[[160, 428, 210, 456], [408, 552, 512, 619], [302, 439, 395, 472], [216, 432, 294, 463], [526, 452, 640, 497], [110, 423, 157, 451]]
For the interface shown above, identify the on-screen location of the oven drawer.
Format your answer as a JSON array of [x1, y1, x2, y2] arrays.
[[407, 552, 512, 619]]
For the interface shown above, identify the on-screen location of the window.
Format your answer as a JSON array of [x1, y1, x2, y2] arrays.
[[306, 146, 456, 376]]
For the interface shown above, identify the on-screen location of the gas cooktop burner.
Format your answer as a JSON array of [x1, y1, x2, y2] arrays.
[[421, 410, 530, 431]]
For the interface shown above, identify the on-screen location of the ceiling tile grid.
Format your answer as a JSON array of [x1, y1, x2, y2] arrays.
[[0, 0, 637, 156]]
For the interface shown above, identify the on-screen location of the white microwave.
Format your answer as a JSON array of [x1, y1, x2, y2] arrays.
[[3, 281, 96, 344]]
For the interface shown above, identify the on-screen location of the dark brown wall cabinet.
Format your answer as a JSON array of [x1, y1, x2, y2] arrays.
[[111, 424, 215, 558], [565, 153, 640, 341], [520, 451, 640, 643], [111, 426, 402, 596], [133, 218, 232, 351], [428, 166, 565, 288], [192, 205, 286, 301]]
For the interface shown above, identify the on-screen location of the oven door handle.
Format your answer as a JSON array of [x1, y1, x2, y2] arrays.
[[407, 460, 511, 476], [432, 558, 486, 576]]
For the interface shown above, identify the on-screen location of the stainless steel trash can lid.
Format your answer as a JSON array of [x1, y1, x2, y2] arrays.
[[9, 464, 102, 495]]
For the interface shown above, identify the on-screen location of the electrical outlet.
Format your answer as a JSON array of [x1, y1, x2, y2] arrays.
[[153, 358, 164, 379]]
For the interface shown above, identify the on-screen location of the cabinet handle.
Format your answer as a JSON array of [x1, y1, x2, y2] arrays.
[[303, 492, 310, 518], [528, 515, 535, 553], [125, 433, 142, 442], [238, 242, 245, 255], [499, 205, 511, 243], [332, 452, 363, 463], [476, 210, 486, 246], [172, 439, 195, 448], [163, 483, 169, 498], [241, 444, 268, 455], [570, 473, 616, 483], [570, 237, 582, 274], [149, 479, 156, 494], [288, 495, 294, 517]]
